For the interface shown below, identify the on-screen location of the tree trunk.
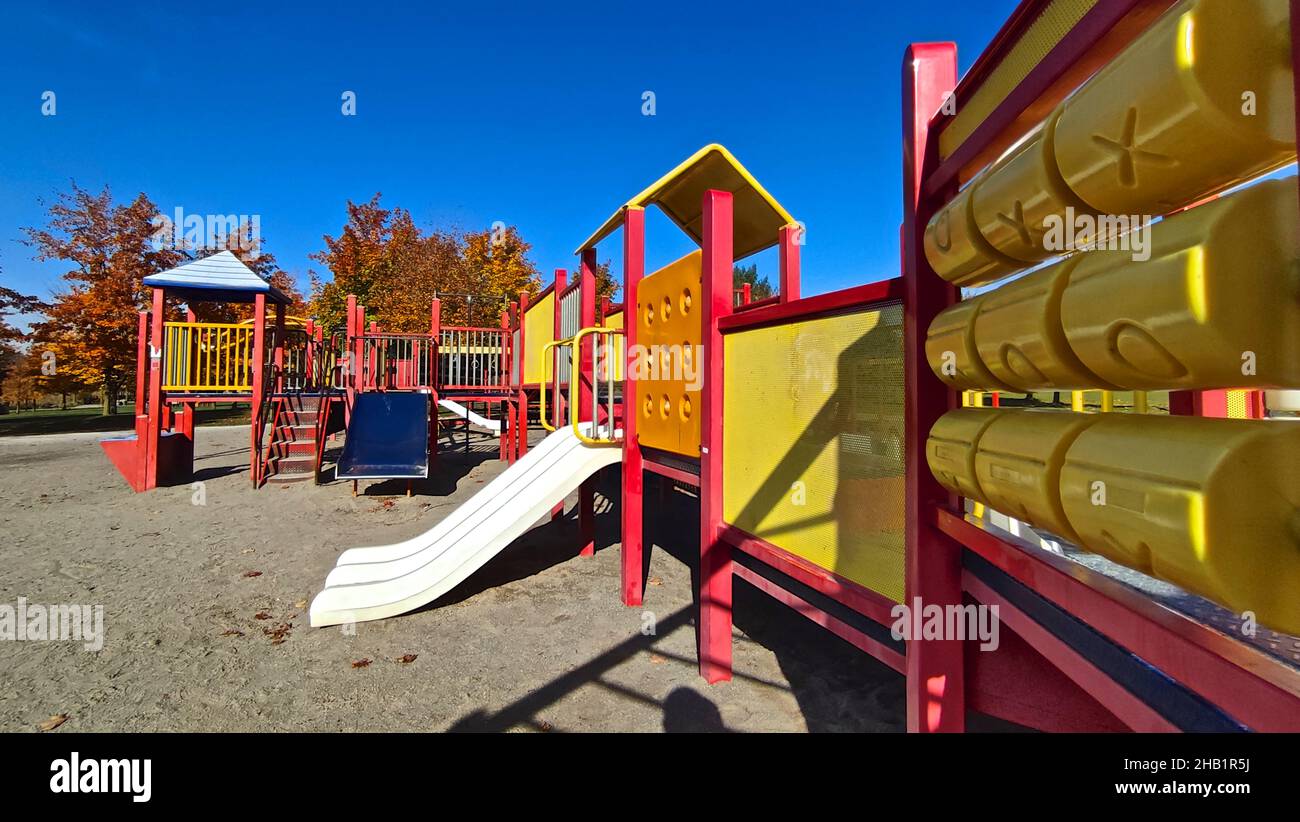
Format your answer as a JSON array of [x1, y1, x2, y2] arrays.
[[61, 392, 67, 410]]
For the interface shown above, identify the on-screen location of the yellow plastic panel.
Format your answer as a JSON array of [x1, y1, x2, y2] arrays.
[[522, 290, 555, 385], [1059, 415, 1300, 635], [1062, 179, 1300, 390], [925, 407, 1002, 504], [924, 186, 1017, 287], [974, 257, 1113, 390], [724, 304, 907, 602], [970, 122, 1096, 264], [939, 0, 1098, 159], [925, 296, 1015, 391], [636, 251, 702, 456], [1053, 0, 1295, 216], [974, 409, 1098, 542]]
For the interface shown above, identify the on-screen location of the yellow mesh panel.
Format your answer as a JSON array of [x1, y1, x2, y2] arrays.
[[523, 291, 555, 384], [723, 303, 907, 602], [1226, 389, 1248, 419], [939, 0, 1098, 159]]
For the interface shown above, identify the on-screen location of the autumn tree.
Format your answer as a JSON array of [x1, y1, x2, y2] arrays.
[[190, 228, 307, 323], [24, 184, 185, 414], [308, 194, 543, 332], [733, 263, 773, 302], [0, 267, 44, 392]]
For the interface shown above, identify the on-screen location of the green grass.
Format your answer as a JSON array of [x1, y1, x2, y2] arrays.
[[0, 403, 251, 437]]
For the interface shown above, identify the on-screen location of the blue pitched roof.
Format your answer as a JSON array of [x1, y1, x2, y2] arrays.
[[143, 251, 290, 305]]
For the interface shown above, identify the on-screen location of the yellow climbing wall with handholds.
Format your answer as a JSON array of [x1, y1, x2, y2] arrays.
[[926, 178, 1300, 393], [927, 408, 1300, 636], [924, 0, 1297, 288], [635, 251, 702, 456]]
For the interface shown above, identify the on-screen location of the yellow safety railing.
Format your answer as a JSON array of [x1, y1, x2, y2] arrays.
[[162, 322, 256, 392], [541, 327, 623, 445]]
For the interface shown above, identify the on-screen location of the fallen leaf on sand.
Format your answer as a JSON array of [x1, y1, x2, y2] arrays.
[[241, 548, 255, 555], [396, 654, 418, 664], [648, 653, 667, 665], [254, 611, 272, 620], [38, 714, 69, 731], [220, 629, 245, 637], [242, 570, 263, 578], [294, 599, 308, 610], [352, 658, 373, 669], [264, 623, 292, 645], [648, 577, 663, 587], [537, 720, 553, 732]]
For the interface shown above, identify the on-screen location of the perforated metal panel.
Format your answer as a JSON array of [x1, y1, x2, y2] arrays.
[[939, 0, 1098, 159], [558, 288, 580, 386], [723, 303, 907, 602]]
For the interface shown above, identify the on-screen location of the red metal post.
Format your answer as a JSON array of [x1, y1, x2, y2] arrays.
[[699, 189, 735, 684], [551, 269, 568, 521], [902, 42, 964, 732], [273, 302, 286, 393], [250, 292, 267, 487], [621, 207, 646, 606], [741, 282, 752, 306], [779, 224, 801, 303], [430, 298, 441, 464], [579, 249, 598, 557], [517, 289, 530, 459], [500, 310, 511, 463], [345, 294, 358, 424], [143, 288, 166, 491]]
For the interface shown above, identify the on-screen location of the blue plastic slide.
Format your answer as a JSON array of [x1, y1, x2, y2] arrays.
[[337, 392, 430, 479]]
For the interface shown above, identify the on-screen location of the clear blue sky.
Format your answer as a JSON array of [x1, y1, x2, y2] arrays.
[[1, 0, 1014, 328]]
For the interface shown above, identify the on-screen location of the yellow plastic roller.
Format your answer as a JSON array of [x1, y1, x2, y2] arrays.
[[970, 119, 1098, 265], [923, 186, 1019, 287], [925, 407, 1002, 503], [973, 257, 1115, 391], [1059, 415, 1300, 636], [1062, 178, 1300, 390], [924, 295, 1016, 391], [1053, 0, 1296, 216], [974, 410, 1099, 543]]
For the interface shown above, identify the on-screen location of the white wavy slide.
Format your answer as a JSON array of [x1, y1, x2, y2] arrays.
[[438, 398, 502, 435], [310, 424, 621, 627]]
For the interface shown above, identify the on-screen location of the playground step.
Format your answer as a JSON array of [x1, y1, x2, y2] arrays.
[[267, 455, 316, 477], [279, 410, 320, 424], [270, 440, 318, 458]]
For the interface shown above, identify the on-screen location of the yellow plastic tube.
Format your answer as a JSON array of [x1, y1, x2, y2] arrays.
[[1059, 414, 1300, 636]]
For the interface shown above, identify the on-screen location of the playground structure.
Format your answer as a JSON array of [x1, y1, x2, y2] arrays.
[[100, 250, 340, 492], [111, 0, 1300, 732]]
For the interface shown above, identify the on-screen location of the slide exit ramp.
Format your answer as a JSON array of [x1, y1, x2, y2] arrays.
[[310, 423, 620, 626], [438, 397, 502, 435], [337, 392, 430, 480]]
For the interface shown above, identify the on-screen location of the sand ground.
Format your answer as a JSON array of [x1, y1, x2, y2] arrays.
[[0, 424, 987, 733]]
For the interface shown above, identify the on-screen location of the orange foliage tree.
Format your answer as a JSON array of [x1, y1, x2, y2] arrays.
[[309, 194, 543, 333], [24, 185, 185, 414]]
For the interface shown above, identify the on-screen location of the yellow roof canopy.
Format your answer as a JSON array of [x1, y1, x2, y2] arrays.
[[576, 144, 796, 260]]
